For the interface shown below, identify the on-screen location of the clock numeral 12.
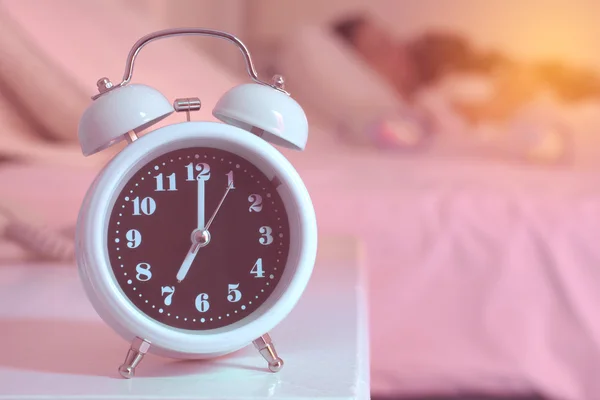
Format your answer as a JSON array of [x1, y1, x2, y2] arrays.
[[250, 258, 265, 278], [154, 173, 177, 192], [186, 162, 211, 181]]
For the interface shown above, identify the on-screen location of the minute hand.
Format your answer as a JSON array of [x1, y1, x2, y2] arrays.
[[205, 182, 234, 230]]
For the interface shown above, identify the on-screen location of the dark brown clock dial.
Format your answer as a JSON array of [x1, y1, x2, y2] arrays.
[[107, 147, 290, 330]]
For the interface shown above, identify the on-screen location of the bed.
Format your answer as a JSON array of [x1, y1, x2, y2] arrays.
[[3, 1, 600, 399]]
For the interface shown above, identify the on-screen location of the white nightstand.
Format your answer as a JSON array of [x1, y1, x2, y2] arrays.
[[0, 235, 369, 399]]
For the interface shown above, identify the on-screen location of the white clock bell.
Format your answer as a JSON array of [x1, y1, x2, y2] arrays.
[[75, 28, 317, 378]]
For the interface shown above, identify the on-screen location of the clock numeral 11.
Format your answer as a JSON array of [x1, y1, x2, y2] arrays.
[[154, 173, 177, 192]]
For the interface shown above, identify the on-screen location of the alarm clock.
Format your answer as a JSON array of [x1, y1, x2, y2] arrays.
[[75, 28, 317, 378]]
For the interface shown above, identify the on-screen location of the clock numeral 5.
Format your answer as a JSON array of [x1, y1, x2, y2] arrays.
[[227, 283, 242, 302], [132, 197, 156, 216], [126, 229, 142, 248], [259, 226, 273, 245], [135, 262, 152, 281], [195, 293, 210, 312], [155, 173, 177, 192], [161, 286, 175, 306], [250, 258, 265, 278], [248, 194, 263, 212], [186, 162, 210, 181]]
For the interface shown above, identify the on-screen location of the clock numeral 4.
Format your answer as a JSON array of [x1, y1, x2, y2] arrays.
[[135, 262, 152, 281], [227, 283, 242, 302], [259, 226, 273, 245], [226, 170, 236, 189], [195, 293, 210, 312], [126, 229, 142, 248], [186, 162, 211, 181], [154, 173, 177, 192], [132, 197, 156, 216], [161, 286, 175, 306], [250, 258, 265, 278], [248, 194, 263, 212]]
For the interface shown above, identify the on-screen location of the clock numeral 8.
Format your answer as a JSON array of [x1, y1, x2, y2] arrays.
[[259, 226, 273, 245], [135, 262, 152, 281], [195, 293, 210, 312]]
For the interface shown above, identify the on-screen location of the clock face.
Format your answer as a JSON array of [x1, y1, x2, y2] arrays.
[[107, 147, 290, 330]]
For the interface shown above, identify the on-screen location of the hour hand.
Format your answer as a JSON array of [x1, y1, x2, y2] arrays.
[[176, 229, 210, 283]]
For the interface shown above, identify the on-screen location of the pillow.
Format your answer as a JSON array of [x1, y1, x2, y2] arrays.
[[0, 0, 241, 148]]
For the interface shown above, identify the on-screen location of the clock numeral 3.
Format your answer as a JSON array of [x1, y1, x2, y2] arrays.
[[154, 173, 177, 192], [135, 262, 152, 281], [161, 286, 175, 306], [248, 194, 263, 212], [195, 293, 210, 312], [250, 258, 265, 278], [126, 229, 142, 248], [259, 226, 273, 245], [132, 197, 156, 216], [227, 283, 242, 302], [186, 162, 211, 181]]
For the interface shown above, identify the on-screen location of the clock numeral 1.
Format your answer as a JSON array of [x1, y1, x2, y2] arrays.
[[250, 258, 265, 278], [195, 293, 210, 312], [161, 286, 175, 306], [135, 262, 152, 281], [186, 162, 211, 181], [226, 170, 236, 189], [248, 194, 263, 212], [155, 173, 177, 192], [126, 229, 142, 248], [259, 226, 273, 245], [132, 197, 156, 216], [227, 283, 242, 302]]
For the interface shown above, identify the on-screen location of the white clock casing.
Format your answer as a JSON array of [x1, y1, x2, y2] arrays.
[[76, 121, 318, 359]]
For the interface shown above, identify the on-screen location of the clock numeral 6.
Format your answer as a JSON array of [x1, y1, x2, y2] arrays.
[[186, 162, 211, 181], [250, 258, 265, 278], [195, 293, 210, 312], [227, 283, 242, 302], [161, 286, 175, 306], [126, 229, 142, 248], [259, 226, 273, 245], [248, 194, 263, 212], [132, 196, 156, 216], [135, 262, 152, 282]]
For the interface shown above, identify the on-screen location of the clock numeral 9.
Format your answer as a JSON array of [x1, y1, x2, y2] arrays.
[[259, 226, 273, 245], [132, 197, 156, 216], [186, 162, 211, 181], [135, 262, 152, 281], [195, 293, 210, 312], [250, 258, 265, 278], [227, 283, 242, 302], [161, 286, 175, 306], [126, 229, 142, 248], [155, 173, 177, 192], [248, 194, 263, 212]]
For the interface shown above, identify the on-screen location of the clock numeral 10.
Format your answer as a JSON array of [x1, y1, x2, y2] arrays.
[[154, 173, 177, 192], [250, 258, 265, 278], [227, 283, 242, 302], [195, 293, 210, 312], [132, 197, 156, 216]]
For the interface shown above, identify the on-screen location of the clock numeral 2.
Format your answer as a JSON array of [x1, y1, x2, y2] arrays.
[[132, 197, 156, 216], [155, 173, 177, 192], [250, 258, 265, 278], [195, 293, 210, 312], [259, 226, 273, 245], [248, 194, 263, 212], [161, 286, 175, 306], [135, 262, 152, 281], [227, 283, 242, 302]]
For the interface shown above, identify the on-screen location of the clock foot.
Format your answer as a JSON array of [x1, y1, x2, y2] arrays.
[[118, 337, 151, 379], [252, 333, 284, 373]]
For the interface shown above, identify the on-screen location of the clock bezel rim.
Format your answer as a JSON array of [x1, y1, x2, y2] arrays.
[[76, 121, 317, 358]]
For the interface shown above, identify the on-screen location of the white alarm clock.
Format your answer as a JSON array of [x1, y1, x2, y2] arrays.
[[75, 28, 317, 378]]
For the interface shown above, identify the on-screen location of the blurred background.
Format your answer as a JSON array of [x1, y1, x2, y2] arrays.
[[2, 1, 600, 399]]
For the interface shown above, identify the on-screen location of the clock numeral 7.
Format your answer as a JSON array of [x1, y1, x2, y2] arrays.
[[186, 162, 210, 181], [161, 286, 175, 306]]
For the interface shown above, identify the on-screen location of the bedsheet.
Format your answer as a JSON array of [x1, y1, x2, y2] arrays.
[[285, 147, 600, 400]]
